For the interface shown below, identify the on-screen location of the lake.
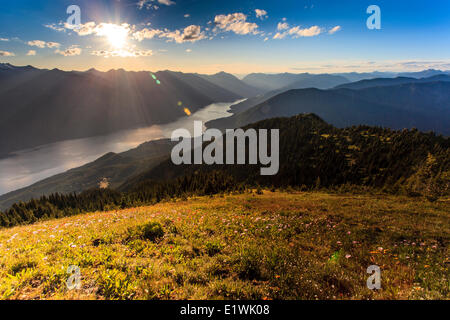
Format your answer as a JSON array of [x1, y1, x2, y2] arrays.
[[0, 99, 244, 195]]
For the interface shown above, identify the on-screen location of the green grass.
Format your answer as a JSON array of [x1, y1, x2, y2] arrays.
[[0, 191, 448, 300]]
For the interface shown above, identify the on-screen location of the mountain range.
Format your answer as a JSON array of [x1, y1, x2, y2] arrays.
[[0, 65, 242, 157], [335, 74, 450, 90], [0, 65, 449, 208], [241, 72, 350, 91], [0, 64, 374, 158], [197, 71, 264, 97], [207, 76, 450, 135], [241, 69, 450, 90]]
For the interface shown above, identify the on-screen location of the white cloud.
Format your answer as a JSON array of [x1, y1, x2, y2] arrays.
[[28, 40, 61, 48], [274, 25, 322, 39], [273, 32, 287, 39], [46, 42, 61, 48], [289, 25, 322, 37], [68, 22, 132, 39], [55, 46, 82, 56], [66, 20, 205, 46], [0, 50, 15, 56], [0, 38, 9, 41], [45, 23, 66, 32], [184, 14, 190, 18], [255, 9, 268, 20], [66, 21, 93, 35], [158, 0, 175, 5], [137, 0, 174, 10], [68, 22, 132, 49], [186, 49, 192, 53], [328, 25, 341, 34], [91, 46, 153, 58], [214, 13, 259, 35], [26, 50, 36, 56], [64, 21, 95, 35], [27, 40, 46, 48], [161, 25, 206, 43], [290, 59, 450, 73], [137, 0, 154, 10], [133, 28, 163, 41], [277, 22, 289, 30]]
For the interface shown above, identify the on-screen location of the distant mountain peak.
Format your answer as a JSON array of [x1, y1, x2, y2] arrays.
[[0, 63, 36, 71], [424, 68, 441, 72], [0, 63, 15, 69], [106, 68, 126, 73]]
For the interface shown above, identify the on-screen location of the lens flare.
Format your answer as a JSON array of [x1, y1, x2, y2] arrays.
[[150, 73, 161, 85]]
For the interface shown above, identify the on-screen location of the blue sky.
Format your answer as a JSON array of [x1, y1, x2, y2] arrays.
[[0, 0, 449, 74]]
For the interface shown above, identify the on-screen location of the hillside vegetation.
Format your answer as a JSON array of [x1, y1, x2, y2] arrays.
[[1, 114, 448, 228], [0, 191, 448, 300], [125, 114, 449, 195]]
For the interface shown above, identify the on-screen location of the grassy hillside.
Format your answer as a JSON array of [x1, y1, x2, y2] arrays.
[[0, 191, 448, 300]]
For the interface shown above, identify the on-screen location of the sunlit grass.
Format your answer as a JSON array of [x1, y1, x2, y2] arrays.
[[0, 191, 448, 300]]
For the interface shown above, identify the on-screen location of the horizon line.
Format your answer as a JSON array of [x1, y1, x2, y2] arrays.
[[1, 62, 449, 78]]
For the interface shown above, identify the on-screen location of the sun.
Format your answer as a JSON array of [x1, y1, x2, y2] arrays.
[[98, 23, 129, 49]]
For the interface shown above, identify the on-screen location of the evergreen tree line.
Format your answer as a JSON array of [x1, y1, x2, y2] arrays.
[[0, 171, 241, 228]]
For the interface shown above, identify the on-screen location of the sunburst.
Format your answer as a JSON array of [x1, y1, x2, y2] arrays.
[[98, 23, 129, 49]]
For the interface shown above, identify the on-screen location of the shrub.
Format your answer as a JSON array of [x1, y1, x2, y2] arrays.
[[234, 247, 264, 280], [205, 241, 223, 256], [97, 269, 135, 300], [141, 222, 164, 241], [256, 186, 263, 195], [9, 259, 37, 276], [127, 222, 165, 242]]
